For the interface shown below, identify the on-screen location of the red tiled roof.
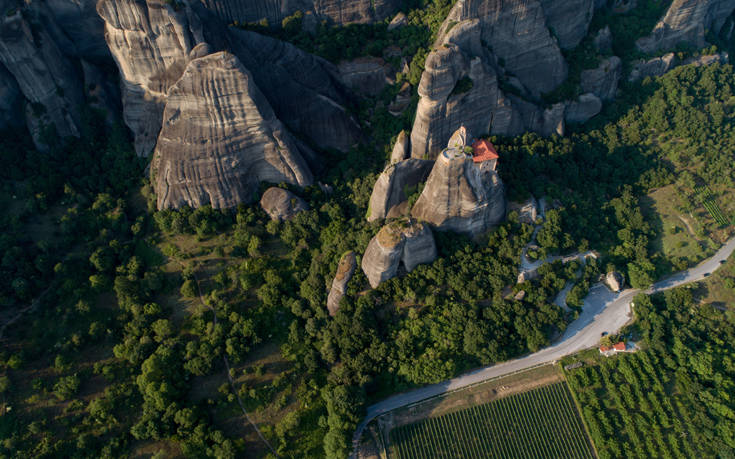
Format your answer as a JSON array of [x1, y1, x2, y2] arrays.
[[599, 345, 612, 352], [471, 139, 499, 163], [613, 342, 626, 351]]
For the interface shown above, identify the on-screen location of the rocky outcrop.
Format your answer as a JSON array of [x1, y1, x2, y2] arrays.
[[327, 251, 357, 316], [367, 159, 434, 222], [411, 147, 505, 236], [0, 8, 83, 145], [388, 12, 408, 31], [513, 98, 566, 137], [361, 220, 437, 288], [40, 0, 110, 61], [629, 53, 677, 82], [539, 0, 595, 49], [390, 130, 410, 164], [226, 29, 361, 153], [410, 20, 522, 159], [636, 0, 735, 53], [0, 64, 22, 128], [594, 26, 613, 54], [260, 187, 309, 221], [440, 0, 567, 95], [508, 196, 539, 224], [198, 0, 400, 27], [581, 56, 622, 101], [565, 93, 602, 124], [151, 52, 312, 209], [604, 271, 624, 292], [337, 56, 392, 96], [388, 81, 412, 116], [97, 0, 204, 156]]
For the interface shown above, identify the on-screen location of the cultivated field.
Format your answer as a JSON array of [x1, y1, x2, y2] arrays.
[[389, 381, 595, 459]]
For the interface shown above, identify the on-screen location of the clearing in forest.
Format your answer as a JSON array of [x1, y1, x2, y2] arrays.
[[389, 381, 595, 459]]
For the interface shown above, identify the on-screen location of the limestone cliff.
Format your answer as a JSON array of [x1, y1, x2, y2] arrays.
[[198, 0, 400, 27], [367, 159, 434, 222], [327, 251, 357, 316], [539, 0, 595, 49], [411, 148, 505, 236], [440, 0, 567, 95], [637, 0, 735, 53], [361, 220, 437, 288], [97, 0, 205, 156], [0, 7, 84, 144], [410, 20, 522, 159], [151, 52, 312, 209]]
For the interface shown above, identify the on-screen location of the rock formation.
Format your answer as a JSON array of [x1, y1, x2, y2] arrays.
[[629, 53, 677, 82], [0, 7, 84, 145], [636, 0, 735, 53], [604, 271, 624, 292], [367, 159, 434, 222], [508, 196, 539, 224], [390, 130, 410, 164], [512, 98, 566, 137], [151, 52, 312, 209], [337, 56, 392, 96], [594, 26, 613, 54], [361, 220, 437, 288], [388, 12, 408, 31], [411, 147, 505, 236], [409, 20, 522, 159], [198, 0, 400, 27], [539, 0, 595, 49], [581, 56, 622, 101], [260, 187, 309, 221], [565, 93, 602, 124], [0, 64, 22, 128], [97, 0, 204, 156], [327, 251, 357, 315], [440, 0, 568, 95]]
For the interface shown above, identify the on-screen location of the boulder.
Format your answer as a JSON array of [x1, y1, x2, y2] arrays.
[[581, 56, 622, 101], [683, 52, 729, 67], [151, 52, 312, 209], [367, 158, 434, 222], [539, 0, 595, 49], [388, 12, 408, 31], [605, 271, 625, 292], [628, 53, 677, 82], [260, 187, 309, 221], [411, 147, 506, 236], [594, 26, 613, 54], [636, 0, 735, 53], [388, 81, 412, 116], [508, 196, 539, 224], [390, 130, 410, 164], [361, 220, 437, 288], [337, 56, 392, 96], [327, 251, 357, 315], [565, 93, 602, 124]]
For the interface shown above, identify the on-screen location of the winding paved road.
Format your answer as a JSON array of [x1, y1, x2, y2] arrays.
[[351, 236, 735, 452]]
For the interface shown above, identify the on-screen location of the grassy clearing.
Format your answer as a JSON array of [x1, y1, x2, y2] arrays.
[[692, 250, 735, 309]]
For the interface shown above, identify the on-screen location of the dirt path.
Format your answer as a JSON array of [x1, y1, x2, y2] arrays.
[[678, 214, 698, 238]]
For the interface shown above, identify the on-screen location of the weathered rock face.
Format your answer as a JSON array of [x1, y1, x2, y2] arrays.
[[388, 12, 408, 31], [0, 64, 22, 129], [636, 0, 735, 53], [0, 8, 83, 145], [513, 98, 566, 137], [41, 0, 110, 61], [629, 53, 676, 82], [337, 56, 392, 96], [260, 187, 309, 221], [327, 251, 357, 316], [82, 59, 121, 123], [361, 220, 437, 288], [198, 0, 400, 27], [410, 20, 522, 159], [605, 271, 624, 292], [441, 0, 567, 95], [411, 148, 505, 236], [97, 0, 204, 156], [594, 26, 613, 54], [508, 196, 539, 224], [227, 29, 361, 153], [390, 130, 410, 164], [581, 56, 622, 101], [539, 0, 595, 49], [367, 159, 434, 222], [151, 52, 312, 209], [565, 93, 602, 124]]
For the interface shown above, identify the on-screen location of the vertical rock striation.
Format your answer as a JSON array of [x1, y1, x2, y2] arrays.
[[151, 52, 312, 209], [367, 158, 434, 222], [636, 0, 735, 53]]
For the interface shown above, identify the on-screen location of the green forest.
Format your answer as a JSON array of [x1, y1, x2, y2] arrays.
[[2, 1, 735, 458]]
